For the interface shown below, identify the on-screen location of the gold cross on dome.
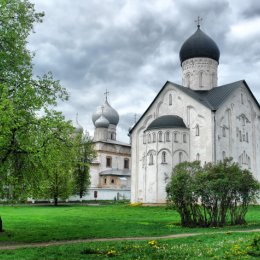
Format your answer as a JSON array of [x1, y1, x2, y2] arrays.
[[195, 16, 203, 28], [104, 89, 109, 101], [76, 112, 79, 125]]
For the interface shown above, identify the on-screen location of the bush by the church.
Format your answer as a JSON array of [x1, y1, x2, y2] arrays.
[[166, 158, 260, 227]]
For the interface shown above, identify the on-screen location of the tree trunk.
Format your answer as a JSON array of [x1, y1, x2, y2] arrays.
[[54, 197, 58, 206], [0, 217, 3, 232]]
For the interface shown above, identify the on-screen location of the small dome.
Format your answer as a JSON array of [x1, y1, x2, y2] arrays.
[[95, 115, 109, 128], [179, 26, 220, 64], [92, 100, 119, 126], [74, 125, 83, 133], [146, 115, 187, 131], [74, 114, 84, 134]]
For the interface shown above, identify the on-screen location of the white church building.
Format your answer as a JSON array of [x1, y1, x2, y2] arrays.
[[129, 24, 260, 204], [72, 96, 131, 201]]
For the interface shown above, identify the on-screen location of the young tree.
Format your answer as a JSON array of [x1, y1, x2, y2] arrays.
[[0, 0, 70, 203], [31, 112, 78, 206], [167, 158, 260, 227], [74, 132, 96, 200], [166, 161, 203, 227]]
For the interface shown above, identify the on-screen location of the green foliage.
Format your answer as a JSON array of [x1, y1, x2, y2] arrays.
[[74, 133, 96, 199], [166, 159, 260, 227], [31, 112, 79, 205], [247, 235, 260, 257], [0, 205, 259, 244], [166, 161, 203, 226], [0, 232, 260, 259], [0, 0, 77, 203]]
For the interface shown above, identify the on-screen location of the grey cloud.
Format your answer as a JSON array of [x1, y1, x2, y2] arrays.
[[242, 0, 260, 18], [29, 0, 260, 142]]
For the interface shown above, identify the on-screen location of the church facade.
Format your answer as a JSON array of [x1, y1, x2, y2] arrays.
[[86, 96, 131, 200], [129, 25, 260, 204]]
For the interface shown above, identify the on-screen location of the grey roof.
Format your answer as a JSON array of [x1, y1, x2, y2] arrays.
[[94, 139, 131, 147], [146, 115, 187, 131], [95, 115, 109, 128], [179, 27, 220, 64], [129, 80, 260, 134], [99, 169, 131, 177], [92, 100, 119, 126], [172, 80, 243, 110]]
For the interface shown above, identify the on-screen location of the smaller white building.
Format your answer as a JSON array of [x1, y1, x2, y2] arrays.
[[79, 96, 131, 201]]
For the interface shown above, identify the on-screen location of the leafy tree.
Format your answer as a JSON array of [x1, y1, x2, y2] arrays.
[[167, 158, 260, 227], [74, 132, 96, 199], [166, 161, 203, 227], [0, 0, 72, 205], [32, 112, 78, 206]]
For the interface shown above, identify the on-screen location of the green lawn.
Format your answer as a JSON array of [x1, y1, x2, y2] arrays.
[[0, 232, 259, 259], [0, 204, 259, 244]]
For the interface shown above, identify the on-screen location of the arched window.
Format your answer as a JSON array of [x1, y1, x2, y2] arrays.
[[248, 157, 251, 169], [246, 132, 249, 142], [222, 127, 226, 137], [196, 153, 200, 161], [162, 151, 166, 164], [148, 134, 151, 143], [143, 133, 146, 144], [241, 93, 244, 104], [211, 73, 215, 87], [158, 132, 163, 142], [195, 124, 200, 136], [152, 132, 156, 143], [124, 158, 129, 169], [242, 116, 245, 126], [165, 132, 170, 142], [169, 94, 172, 106], [149, 154, 154, 165], [104, 178, 107, 184], [222, 151, 226, 161], [199, 71, 203, 87], [106, 157, 112, 167], [179, 152, 183, 163], [174, 132, 178, 142], [186, 73, 190, 88], [183, 134, 187, 143], [242, 151, 246, 164]]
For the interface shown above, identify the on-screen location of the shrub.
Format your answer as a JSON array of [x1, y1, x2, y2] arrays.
[[166, 158, 260, 227]]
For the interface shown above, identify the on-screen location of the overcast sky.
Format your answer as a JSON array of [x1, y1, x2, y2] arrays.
[[28, 0, 260, 142]]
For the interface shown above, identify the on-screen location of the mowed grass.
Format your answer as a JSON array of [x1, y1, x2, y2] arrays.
[[0, 204, 259, 243], [0, 232, 260, 259]]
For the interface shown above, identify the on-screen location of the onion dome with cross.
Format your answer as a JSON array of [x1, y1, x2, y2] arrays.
[[179, 16, 220, 64], [92, 90, 119, 127]]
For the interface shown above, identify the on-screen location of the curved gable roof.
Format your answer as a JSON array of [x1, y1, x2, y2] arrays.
[[146, 115, 187, 131]]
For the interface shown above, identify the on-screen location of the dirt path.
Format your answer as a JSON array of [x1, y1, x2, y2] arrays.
[[0, 229, 259, 250]]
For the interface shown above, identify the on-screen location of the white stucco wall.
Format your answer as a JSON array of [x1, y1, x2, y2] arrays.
[[69, 188, 131, 201], [215, 83, 260, 182], [131, 82, 213, 203], [182, 57, 218, 90], [89, 141, 131, 198]]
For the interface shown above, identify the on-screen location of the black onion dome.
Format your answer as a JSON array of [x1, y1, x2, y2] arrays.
[[146, 115, 187, 131], [179, 27, 220, 64]]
